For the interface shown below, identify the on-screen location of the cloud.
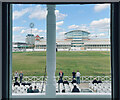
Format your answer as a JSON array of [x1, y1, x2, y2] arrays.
[[68, 18, 110, 37], [13, 8, 30, 20], [56, 21, 65, 33], [89, 34, 96, 37], [20, 28, 46, 36], [56, 21, 64, 26], [88, 18, 110, 38], [56, 21, 65, 39], [94, 4, 110, 12], [67, 18, 110, 38], [68, 25, 80, 29], [29, 5, 47, 20], [89, 33, 107, 38], [90, 18, 110, 27], [57, 31, 66, 40], [55, 10, 67, 21], [56, 21, 64, 33], [13, 34, 25, 42], [90, 18, 110, 32], [98, 33, 106, 37], [29, 6, 67, 21], [56, 26, 61, 32], [68, 24, 89, 32], [56, 26, 65, 34], [13, 5, 67, 21], [59, 31, 66, 35], [13, 27, 24, 32]]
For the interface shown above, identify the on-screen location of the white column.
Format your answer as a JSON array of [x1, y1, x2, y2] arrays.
[[46, 4, 56, 98], [0, 1, 2, 100]]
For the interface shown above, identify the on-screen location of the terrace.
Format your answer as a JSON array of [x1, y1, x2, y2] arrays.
[[12, 76, 111, 94]]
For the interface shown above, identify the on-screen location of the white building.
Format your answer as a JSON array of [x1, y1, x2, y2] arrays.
[[25, 34, 35, 45]]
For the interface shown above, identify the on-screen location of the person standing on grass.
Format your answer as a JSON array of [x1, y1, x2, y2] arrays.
[[14, 71, 19, 82], [59, 70, 64, 80], [19, 71, 23, 83], [76, 70, 81, 84], [72, 70, 76, 79]]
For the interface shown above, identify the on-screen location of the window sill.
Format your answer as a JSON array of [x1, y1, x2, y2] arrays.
[[12, 93, 111, 98]]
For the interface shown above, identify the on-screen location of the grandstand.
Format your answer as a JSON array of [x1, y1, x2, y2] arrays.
[[12, 30, 110, 52]]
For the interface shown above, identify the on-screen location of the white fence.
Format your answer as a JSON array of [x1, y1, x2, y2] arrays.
[[13, 48, 110, 52], [13, 76, 111, 83]]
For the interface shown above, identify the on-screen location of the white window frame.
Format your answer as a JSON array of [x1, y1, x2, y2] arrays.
[[0, 0, 120, 99]]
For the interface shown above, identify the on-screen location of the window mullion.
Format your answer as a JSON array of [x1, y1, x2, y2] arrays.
[[46, 4, 56, 98]]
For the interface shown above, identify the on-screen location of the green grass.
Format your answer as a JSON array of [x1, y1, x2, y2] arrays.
[[12, 51, 111, 76]]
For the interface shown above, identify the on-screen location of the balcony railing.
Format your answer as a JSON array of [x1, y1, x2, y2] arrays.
[[12, 76, 111, 83]]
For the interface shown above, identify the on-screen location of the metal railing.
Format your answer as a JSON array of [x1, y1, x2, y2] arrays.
[[12, 76, 111, 83]]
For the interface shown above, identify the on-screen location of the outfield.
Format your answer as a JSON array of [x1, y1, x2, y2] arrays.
[[12, 51, 111, 76]]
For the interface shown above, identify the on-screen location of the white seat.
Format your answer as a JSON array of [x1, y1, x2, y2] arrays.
[[60, 83, 64, 92]]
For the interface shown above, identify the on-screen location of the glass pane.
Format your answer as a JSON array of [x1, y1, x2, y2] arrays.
[[12, 4, 47, 95], [56, 4, 111, 94]]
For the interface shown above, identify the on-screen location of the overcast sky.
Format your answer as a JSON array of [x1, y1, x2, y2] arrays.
[[12, 4, 110, 42]]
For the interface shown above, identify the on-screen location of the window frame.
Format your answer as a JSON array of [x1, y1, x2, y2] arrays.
[[1, 1, 120, 100]]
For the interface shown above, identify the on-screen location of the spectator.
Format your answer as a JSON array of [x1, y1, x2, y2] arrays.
[[14, 81, 20, 86], [59, 70, 64, 80], [62, 89, 65, 93], [22, 82, 31, 86], [27, 86, 34, 93], [58, 78, 63, 84], [63, 79, 69, 85], [56, 48, 58, 52], [33, 86, 39, 93], [14, 71, 19, 82], [76, 70, 81, 84], [19, 71, 23, 83], [72, 70, 76, 78], [92, 78, 98, 84], [71, 78, 76, 84], [72, 85, 80, 92], [97, 80, 102, 84]]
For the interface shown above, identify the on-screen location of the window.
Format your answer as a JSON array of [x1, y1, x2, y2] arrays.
[[12, 3, 111, 98], [1, 1, 120, 100]]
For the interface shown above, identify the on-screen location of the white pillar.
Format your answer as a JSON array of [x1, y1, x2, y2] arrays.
[[46, 4, 56, 98]]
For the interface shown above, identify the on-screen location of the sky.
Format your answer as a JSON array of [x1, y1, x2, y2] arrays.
[[12, 4, 110, 42]]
